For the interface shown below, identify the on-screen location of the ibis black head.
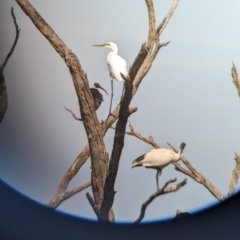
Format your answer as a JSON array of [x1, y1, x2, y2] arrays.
[[180, 142, 186, 150], [93, 83, 108, 95]]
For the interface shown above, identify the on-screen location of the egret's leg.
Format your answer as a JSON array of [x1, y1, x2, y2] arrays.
[[117, 83, 125, 107], [156, 169, 162, 191], [120, 83, 125, 100], [109, 79, 114, 115]]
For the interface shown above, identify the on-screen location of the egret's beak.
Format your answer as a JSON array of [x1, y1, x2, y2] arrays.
[[98, 85, 108, 95], [92, 44, 105, 47]]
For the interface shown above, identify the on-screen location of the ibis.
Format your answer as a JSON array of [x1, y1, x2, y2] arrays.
[[132, 142, 186, 190], [90, 82, 108, 111]]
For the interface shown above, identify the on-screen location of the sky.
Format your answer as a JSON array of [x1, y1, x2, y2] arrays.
[[1, 0, 240, 223]]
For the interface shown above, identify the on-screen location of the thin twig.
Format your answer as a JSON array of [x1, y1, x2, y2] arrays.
[[86, 192, 97, 213], [0, 7, 21, 123], [64, 106, 82, 121], [1, 7, 21, 72]]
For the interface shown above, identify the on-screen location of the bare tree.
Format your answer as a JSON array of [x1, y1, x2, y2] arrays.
[[13, 0, 240, 224], [0, 7, 20, 123], [15, 0, 184, 222]]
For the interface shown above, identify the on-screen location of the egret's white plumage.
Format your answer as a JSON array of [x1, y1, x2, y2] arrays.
[[106, 42, 128, 81], [132, 142, 186, 190], [93, 42, 128, 114]]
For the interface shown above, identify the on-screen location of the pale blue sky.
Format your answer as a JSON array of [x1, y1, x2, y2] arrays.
[[1, 0, 240, 223]]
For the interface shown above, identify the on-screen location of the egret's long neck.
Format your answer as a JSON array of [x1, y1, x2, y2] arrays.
[[111, 45, 118, 54]]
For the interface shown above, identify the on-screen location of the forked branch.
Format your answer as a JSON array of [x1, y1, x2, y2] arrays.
[[48, 181, 91, 209], [157, 0, 180, 37], [134, 178, 187, 224]]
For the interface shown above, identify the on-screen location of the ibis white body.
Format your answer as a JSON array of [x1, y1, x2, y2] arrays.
[[132, 142, 186, 190]]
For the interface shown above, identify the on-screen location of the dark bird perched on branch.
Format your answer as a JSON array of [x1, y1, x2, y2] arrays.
[[90, 82, 108, 111], [132, 142, 186, 190]]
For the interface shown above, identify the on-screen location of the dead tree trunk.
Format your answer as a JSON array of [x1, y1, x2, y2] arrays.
[[15, 0, 110, 221]]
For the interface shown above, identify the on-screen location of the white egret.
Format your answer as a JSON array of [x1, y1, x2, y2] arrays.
[[132, 142, 186, 190], [90, 83, 108, 111], [93, 42, 128, 114]]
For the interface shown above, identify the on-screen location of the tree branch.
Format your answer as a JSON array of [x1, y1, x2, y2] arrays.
[[86, 192, 97, 214], [111, 121, 160, 148], [132, 0, 179, 90], [64, 106, 82, 121], [48, 181, 91, 209], [100, 73, 135, 221], [0, 7, 21, 123], [145, 0, 156, 48], [1, 7, 21, 72], [0, 72, 7, 123], [167, 143, 224, 201], [228, 153, 240, 196], [231, 62, 240, 98], [157, 0, 180, 37], [134, 178, 187, 224]]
